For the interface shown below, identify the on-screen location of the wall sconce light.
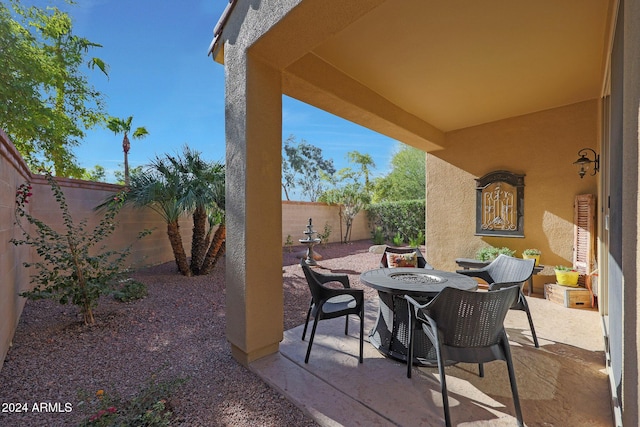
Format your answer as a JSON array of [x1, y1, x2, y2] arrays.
[[573, 148, 600, 179]]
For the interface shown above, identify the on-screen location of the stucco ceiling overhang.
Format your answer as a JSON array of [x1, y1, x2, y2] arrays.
[[214, 0, 614, 149]]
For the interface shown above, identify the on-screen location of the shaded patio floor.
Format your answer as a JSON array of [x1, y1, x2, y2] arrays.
[[251, 294, 613, 426]]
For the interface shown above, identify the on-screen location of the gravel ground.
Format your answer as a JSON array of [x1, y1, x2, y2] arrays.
[[0, 240, 381, 427]]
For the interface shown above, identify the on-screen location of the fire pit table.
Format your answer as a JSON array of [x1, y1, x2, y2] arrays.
[[360, 267, 477, 366]]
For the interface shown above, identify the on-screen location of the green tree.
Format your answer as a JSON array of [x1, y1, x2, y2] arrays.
[[347, 151, 375, 192], [124, 147, 225, 276], [322, 180, 370, 243], [372, 144, 426, 202], [107, 116, 149, 186], [282, 135, 335, 201], [80, 164, 106, 182], [320, 151, 372, 243], [0, 1, 108, 177]]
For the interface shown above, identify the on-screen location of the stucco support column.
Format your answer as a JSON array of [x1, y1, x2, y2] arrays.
[[225, 50, 283, 366]]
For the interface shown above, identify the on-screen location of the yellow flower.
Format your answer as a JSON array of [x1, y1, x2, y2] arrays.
[[96, 389, 104, 399]]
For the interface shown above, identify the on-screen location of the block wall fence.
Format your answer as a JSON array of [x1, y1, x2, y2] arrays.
[[281, 200, 370, 246], [0, 131, 372, 369]]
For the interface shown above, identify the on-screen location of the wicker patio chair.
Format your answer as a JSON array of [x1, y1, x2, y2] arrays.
[[405, 285, 524, 427], [380, 246, 434, 269], [300, 260, 364, 364], [456, 254, 539, 347]]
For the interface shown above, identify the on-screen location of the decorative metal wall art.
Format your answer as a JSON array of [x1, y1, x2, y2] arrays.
[[475, 170, 525, 237]]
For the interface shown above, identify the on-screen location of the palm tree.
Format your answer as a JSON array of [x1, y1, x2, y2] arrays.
[[106, 116, 149, 186], [123, 146, 225, 276], [165, 147, 225, 275], [198, 170, 225, 275], [127, 160, 191, 276]]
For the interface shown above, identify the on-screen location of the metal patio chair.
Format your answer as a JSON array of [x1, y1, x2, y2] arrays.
[[456, 254, 539, 347], [300, 260, 364, 364], [405, 285, 524, 427], [380, 246, 434, 269]]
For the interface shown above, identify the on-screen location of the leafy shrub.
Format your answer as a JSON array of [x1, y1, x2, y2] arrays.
[[284, 235, 294, 252], [392, 232, 404, 246], [79, 374, 187, 426], [367, 199, 425, 243], [371, 226, 385, 245], [316, 222, 332, 246], [113, 279, 148, 302], [11, 173, 151, 324], [408, 231, 425, 247]]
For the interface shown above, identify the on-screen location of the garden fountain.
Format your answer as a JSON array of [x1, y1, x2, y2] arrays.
[[299, 218, 321, 266]]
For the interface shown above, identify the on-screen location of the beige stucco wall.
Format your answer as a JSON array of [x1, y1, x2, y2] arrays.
[[282, 200, 370, 245], [0, 131, 33, 370], [425, 100, 599, 293], [27, 175, 193, 269]]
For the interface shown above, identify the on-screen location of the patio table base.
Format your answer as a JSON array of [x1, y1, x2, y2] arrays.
[[368, 292, 441, 367]]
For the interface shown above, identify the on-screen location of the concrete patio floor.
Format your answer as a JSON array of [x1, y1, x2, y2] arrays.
[[251, 294, 613, 426]]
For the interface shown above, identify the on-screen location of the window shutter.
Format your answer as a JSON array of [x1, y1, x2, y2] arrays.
[[573, 194, 596, 287]]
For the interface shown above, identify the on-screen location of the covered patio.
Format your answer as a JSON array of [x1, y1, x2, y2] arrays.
[[260, 246, 611, 426], [210, 1, 636, 425]]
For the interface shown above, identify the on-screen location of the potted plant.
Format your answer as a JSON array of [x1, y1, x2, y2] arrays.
[[522, 248, 541, 266], [476, 246, 515, 262], [554, 265, 580, 287]]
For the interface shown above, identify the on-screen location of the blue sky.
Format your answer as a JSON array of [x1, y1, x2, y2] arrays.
[[51, 1, 401, 192]]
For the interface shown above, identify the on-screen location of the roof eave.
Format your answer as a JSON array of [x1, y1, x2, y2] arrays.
[[208, 0, 237, 63]]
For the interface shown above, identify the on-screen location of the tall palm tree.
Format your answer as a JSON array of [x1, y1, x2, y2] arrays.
[[106, 116, 149, 186]]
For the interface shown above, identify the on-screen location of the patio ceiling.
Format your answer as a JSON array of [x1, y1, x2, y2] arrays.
[[279, 0, 614, 145]]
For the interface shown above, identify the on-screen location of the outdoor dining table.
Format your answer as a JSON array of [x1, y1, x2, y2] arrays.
[[360, 267, 478, 366]]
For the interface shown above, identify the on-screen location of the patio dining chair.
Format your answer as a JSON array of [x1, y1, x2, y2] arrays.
[[300, 260, 364, 364], [380, 246, 434, 269], [456, 254, 539, 347], [405, 285, 524, 427]]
